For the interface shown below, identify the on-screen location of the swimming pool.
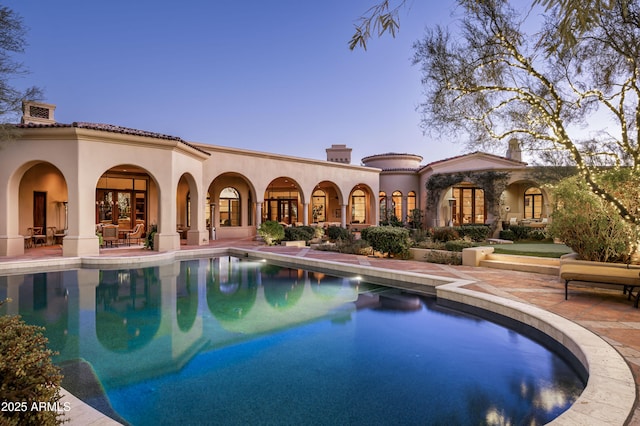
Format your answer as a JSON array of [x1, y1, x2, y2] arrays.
[[1, 256, 584, 425]]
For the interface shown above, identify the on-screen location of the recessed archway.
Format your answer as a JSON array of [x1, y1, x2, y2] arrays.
[[264, 177, 303, 226]]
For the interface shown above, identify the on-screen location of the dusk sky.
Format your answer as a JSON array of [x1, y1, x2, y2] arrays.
[[7, 1, 477, 164]]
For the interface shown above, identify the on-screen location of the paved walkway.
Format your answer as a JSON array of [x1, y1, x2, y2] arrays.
[[3, 239, 640, 424]]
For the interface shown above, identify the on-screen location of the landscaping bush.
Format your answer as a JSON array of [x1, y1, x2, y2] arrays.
[[361, 226, 410, 258], [508, 225, 531, 241], [284, 226, 315, 243], [326, 225, 350, 241], [499, 229, 516, 241], [432, 227, 460, 242], [0, 311, 66, 425], [420, 249, 462, 265], [258, 221, 285, 246], [317, 239, 373, 255], [444, 240, 476, 252], [454, 225, 490, 242], [144, 223, 158, 250], [410, 228, 431, 245], [549, 176, 638, 263]]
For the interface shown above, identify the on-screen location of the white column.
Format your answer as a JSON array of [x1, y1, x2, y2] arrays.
[[341, 204, 347, 228], [303, 203, 309, 226], [256, 202, 263, 228]]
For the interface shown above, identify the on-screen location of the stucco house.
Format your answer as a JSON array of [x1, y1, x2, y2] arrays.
[[0, 101, 550, 258]]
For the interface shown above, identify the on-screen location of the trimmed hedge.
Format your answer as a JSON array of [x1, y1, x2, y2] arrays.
[[326, 225, 350, 241], [455, 225, 490, 242], [284, 226, 315, 243], [361, 226, 410, 257]]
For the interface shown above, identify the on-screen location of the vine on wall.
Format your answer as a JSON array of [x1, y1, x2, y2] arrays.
[[426, 171, 511, 229]]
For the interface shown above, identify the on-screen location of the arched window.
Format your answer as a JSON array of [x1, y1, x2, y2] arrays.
[[379, 191, 387, 222], [351, 189, 366, 223], [407, 191, 416, 222], [392, 191, 402, 220], [312, 189, 326, 222], [524, 187, 543, 219], [220, 187, 240, 226]]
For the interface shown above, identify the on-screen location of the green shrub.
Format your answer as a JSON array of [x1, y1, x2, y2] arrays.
[[549, 176, 638, 263], [499, 229, 516, 241], [421, 249, 462, 265], [321, 239, 373, 255], [144, 223, 158, 250], [508, 225, 531, 241], [444, 240, 476, 252], [361, 226, 410, 258], [410, 228, 431, 245], [432, 227, 460, 242], [0, 313, 66, 425], [326, 225, 350, 241], [407, 208, 424, 229], [454, 225, 491, 242], [284, 226, 315, 243], [312, 226, 324, 239], [258, 221, 285, 245], [528, 229, 547, 241]]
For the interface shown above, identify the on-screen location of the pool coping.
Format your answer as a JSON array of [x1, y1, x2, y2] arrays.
[[1, 247, 635, 426]]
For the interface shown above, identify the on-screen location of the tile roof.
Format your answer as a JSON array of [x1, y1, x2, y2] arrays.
[[16, 122, 210, 155]]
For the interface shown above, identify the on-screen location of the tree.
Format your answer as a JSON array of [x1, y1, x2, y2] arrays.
[[0, 6, 42, 140], [412, 0, 640, 225], [349, 0, 627, 51]]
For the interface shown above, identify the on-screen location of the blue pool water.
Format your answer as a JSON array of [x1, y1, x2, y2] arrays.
[[0, 256, 584, 425]]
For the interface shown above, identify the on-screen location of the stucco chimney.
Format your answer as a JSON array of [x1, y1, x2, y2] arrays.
[[326, 144, 352, 164], [506, 138, 522, 162], [21, 101, 56, 125]]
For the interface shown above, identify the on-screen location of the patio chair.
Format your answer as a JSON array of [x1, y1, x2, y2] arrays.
[[126, 223, 145, 245], [31, 226, 47, 247], [102, 225, 119, 247]]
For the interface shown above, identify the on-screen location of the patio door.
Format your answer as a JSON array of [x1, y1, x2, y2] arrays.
[[33, 191, 46, 230]]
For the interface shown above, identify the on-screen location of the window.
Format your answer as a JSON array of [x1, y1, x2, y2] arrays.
[[453, 187, 485, 225], [524, 187, 543, 219], [312, 189, 326, 222], [392, 191, 402, 220], [351, 189, 366, 223], [219, 187, 240, 226], [407, 191, 416, 222], [379, 191, 387, 221]]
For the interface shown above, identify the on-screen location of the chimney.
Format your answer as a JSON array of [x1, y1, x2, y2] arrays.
[[21, 101, 56, 125], [326, 144, 352, 164], [506, 138, 522, 162]]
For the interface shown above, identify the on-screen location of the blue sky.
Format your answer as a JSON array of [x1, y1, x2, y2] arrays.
[[6, 1, 464, 164]]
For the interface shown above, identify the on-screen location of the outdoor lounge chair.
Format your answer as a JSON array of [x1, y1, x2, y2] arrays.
[[126, 223, 144, 245]]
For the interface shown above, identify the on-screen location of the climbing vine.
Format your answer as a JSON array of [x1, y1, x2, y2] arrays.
[[426, 171, 511, 230]]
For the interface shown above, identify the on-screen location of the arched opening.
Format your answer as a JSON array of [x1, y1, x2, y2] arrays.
[[264, 177, 302, 226], [209, 173, 256, 239], [96, 165, 154, 235], [311, 181, 342, 224], [18, 162, 69, 248]]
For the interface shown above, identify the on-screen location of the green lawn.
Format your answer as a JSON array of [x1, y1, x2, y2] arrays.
[[488, 241, 573, 258]]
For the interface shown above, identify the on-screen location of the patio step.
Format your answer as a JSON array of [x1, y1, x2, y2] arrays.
[[479, 256, 560, 275]]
